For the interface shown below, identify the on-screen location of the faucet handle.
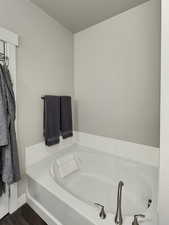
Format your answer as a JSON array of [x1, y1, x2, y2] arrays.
[[132, 214, 145, 225], [94, 203, 106, 219]]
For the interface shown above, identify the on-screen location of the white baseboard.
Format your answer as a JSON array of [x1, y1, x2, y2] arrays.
[[9, 183, 18, 214], [9, 193, 26, 214], [17, 193, 27, 209]]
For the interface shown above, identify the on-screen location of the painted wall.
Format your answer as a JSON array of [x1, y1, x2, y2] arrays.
[[159, 0, 169, 224], [0, 0, 74, 195], [74, 0, 161, 147]]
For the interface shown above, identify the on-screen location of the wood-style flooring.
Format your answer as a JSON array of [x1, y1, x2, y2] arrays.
[[0, 204, 47, 225]]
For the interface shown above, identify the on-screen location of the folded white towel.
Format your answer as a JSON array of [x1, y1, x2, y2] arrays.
[[56, 154, 79, 178]]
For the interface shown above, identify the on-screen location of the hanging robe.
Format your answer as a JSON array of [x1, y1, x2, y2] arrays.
[[0, 64, 20, 185]]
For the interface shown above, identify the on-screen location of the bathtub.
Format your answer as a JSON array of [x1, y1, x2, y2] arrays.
[[26, 144, 158, 225]]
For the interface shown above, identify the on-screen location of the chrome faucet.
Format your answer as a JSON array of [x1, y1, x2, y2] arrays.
[[94, 203, 106, 219], [115, 181, 124, 225], [132, 214, 145, 225]]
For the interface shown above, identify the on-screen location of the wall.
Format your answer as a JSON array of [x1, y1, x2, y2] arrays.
[[74, 0, 161, 147], [159, 0, 169, 224], [0, 0, 74, 195]]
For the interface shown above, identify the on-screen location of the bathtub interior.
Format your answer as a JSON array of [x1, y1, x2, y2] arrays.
[[55, 171, 151, 216], [50, 145, 157, 217]]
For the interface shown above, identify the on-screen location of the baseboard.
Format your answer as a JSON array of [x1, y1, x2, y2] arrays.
[[9, 193, 27, 214], [17, 193, 27, 209]]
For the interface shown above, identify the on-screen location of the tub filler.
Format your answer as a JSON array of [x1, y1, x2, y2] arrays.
[[26, 144, 158, 225]]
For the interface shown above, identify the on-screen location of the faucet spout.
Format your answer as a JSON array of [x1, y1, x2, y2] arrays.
[[115, 181, 124, 225]]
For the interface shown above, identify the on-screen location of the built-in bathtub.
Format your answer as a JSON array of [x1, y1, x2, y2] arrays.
[[26, 143, 158, 225]]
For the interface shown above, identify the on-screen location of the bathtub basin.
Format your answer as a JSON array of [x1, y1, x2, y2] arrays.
[[51, 150, 153, 217]]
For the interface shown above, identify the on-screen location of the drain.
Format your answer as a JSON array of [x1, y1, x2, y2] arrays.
[[147, 199, 152, 208]]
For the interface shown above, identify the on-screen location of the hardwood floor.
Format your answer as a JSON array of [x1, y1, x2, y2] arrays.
[[0, 204, 47, 225]]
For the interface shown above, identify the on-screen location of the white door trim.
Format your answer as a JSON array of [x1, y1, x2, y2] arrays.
[[159, 0, 169, 224], [0, 27, 18, 46]]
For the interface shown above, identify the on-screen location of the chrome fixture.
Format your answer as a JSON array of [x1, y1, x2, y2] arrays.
[[115, 181, 124, 225], [94, 203, 106, 219], [132, 214, 145, 225], [147, 199, 152, 208]]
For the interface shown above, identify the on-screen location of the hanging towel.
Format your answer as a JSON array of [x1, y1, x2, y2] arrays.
[[43, 96, 60, 146], [60, 96, 73, 139], [0, 64, 20, 185]]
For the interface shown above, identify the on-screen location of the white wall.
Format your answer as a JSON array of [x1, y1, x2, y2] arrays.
[[159, 0, 169, 224], [0, 0, 74, 196], [74, 0, 161, 147]]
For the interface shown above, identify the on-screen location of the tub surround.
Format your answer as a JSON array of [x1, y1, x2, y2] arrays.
[[26, 132, 159, 169], [26, 133, 77, 169]]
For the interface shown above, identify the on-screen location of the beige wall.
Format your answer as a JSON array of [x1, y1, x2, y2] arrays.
[[74, 0, 161, 147], [0, 0, 74, 195]]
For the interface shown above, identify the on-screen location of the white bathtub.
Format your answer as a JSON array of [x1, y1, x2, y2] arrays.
[[26, 144, 158, 225]]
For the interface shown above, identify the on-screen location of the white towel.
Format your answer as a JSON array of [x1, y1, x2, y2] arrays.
[[56, 154, 79, 178]]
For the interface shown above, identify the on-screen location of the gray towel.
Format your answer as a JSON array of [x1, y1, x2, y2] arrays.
[[60, 96, 73, 139], [43, 96, 60, 146], [0, 64, 20, 184]]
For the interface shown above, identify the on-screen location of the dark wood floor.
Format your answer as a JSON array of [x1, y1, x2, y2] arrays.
[[0, 204, 47, 225]]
